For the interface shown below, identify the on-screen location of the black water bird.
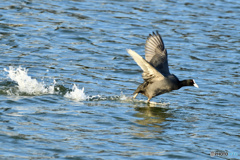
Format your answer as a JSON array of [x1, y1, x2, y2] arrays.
[[127, 31, 198, 103]]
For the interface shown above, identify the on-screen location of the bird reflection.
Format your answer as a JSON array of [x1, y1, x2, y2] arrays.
[[134, 106, 172, 127], [131, 106, 172, 138]]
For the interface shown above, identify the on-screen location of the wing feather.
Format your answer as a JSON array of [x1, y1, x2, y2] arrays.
[[145, 31, 170, 76], [126, 49, 164, 81]]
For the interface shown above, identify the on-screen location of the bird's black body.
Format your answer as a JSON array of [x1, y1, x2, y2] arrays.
[[127, 31, 198, 102]]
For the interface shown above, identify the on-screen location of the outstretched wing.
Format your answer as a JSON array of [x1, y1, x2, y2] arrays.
[[126, 49, 164, 81], [145, 31, 170, 76]]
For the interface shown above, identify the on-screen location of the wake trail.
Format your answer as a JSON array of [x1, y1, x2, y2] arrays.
[[3, 66, 170, 106]]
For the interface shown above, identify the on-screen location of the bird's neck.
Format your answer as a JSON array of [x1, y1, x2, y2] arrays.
[[179, 80, 188, 88]]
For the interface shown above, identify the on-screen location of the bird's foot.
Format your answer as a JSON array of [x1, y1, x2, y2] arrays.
[[147, 98, 150, 103]]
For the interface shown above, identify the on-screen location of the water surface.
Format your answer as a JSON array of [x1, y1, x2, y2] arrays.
[[0, 0, 239, 159]]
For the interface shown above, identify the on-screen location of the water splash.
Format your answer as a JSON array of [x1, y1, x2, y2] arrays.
[[119, 92, 129, 101], [4, 66, 56, 96], [64, 84, 87, 101], [3, 66, 166, 104]]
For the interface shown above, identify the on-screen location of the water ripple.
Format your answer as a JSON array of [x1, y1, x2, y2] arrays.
[[0, 0, 240, 159]]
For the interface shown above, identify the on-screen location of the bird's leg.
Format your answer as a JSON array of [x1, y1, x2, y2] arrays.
[[133, 93, 138, 99], [147, 98, 150, 103], [147, 95, 152, 104]]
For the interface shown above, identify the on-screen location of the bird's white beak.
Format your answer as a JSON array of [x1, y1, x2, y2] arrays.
[[193, 79, 199, 88]]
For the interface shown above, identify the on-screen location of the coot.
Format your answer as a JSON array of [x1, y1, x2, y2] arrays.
[[127, 31, 198, 103]]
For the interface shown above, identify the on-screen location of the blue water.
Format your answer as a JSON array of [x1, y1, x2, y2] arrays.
[[0, 0, 239, 159]]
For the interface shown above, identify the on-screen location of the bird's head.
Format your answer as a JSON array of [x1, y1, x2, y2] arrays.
[[187, 79, 199, 88]]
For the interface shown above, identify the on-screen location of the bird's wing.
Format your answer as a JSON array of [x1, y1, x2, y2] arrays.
[[145, 31, 170, 76], [127, 49, 165, 81]]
